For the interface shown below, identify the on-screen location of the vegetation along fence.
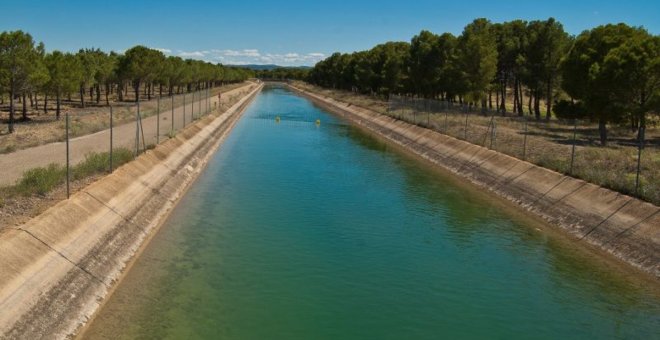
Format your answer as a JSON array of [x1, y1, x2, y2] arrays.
[[0, 86, 229, 206], [387, 95, 658, 205]]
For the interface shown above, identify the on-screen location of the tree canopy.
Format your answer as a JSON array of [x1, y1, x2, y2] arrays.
[[0, 31, 254, 132], [309, 18, 660, 145]]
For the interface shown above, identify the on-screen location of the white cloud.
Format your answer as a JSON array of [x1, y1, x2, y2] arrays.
[[178, 50, 207, 58], [153, 47, 326, 66]]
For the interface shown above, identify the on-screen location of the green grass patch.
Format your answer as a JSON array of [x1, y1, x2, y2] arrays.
[[2, 147, 134, 197]]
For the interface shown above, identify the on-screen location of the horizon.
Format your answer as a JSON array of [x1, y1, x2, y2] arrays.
[[1, 0, 659, 66]]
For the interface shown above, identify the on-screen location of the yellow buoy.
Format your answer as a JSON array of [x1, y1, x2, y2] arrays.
[[315, 119, 321, 125], [275, 116, 281, 123]]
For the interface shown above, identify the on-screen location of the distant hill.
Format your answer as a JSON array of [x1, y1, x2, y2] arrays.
[[228, 64, 312, 71]]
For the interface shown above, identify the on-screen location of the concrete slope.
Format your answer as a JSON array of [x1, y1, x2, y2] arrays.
[[0, 83, 263, 339], [291, 85, 659, 279]]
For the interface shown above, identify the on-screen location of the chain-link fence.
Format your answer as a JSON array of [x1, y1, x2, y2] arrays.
[[386, 94, 658, 205], [0, 84, 255, 219]]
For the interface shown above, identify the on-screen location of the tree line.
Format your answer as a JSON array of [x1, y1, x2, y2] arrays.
[[255, 67, 310, 80], [0, 30, 254, 133], [308, 18, 659, 145]]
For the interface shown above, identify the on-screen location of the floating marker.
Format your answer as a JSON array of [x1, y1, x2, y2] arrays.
[[275, 116, 281, 123], [315, 119, 321, 125]]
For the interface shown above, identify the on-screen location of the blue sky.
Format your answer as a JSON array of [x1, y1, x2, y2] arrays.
[[1, 0, 658, 66]]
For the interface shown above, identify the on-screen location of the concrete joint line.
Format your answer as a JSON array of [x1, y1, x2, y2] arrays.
[[580, 198, 634, 241], [83, 191, 149, 236], [15, 227, 108, 287], [602, 210, 659, 246]]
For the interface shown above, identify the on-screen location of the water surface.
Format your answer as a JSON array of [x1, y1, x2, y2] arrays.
[[84, 86, 660, 339]]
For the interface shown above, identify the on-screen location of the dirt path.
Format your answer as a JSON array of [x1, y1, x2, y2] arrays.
[[0, 82, 256, 186]]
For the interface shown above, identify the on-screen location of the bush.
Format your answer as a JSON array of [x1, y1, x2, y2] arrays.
[[14, 163, 66, 196], [4, 148, 135, 197]]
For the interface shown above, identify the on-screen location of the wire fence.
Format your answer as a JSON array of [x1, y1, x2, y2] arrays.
[[386, 94, 659, 205], [0, 85, 256, 207]]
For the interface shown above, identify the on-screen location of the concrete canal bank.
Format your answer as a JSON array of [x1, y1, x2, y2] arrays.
[[0, 83, 263, 339], [290, 84, 659, 279]]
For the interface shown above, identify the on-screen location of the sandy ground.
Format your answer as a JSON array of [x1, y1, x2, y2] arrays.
[[0, 83, 256, 187]]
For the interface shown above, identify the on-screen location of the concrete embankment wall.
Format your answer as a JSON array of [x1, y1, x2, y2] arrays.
[[290, 85, 659, 279], [0, 83, 263, 339]]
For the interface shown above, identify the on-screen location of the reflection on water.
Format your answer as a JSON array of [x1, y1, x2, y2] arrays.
[[83, 86, 660, 340]]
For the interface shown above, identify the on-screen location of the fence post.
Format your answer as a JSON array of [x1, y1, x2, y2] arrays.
[[183, 93, 186, 127], [413, 98, 417, 125], [569, 118, 577, 174], [491, 116, 496, 149], [156, 95, 160, 144], [522, 117, 528, 161], [110, 106, 113, 173], [426, 99, 430, 127], [66, 111, 70, 199], [171, 94, 174, 132], [138, 101, 146, 153], [464, 112, 469, 140], [191, 90, 195, 120], [444, 111, 448, 134], [198, 89, 202, 118], [635, 126, 645, 195]]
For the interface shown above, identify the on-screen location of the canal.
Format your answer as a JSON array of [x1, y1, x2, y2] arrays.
[[82, 85, 660, 339]]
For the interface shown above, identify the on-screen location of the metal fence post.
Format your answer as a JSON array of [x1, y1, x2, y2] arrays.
[[66, 111, 70, 199], [570, 119, 577, 174], [191, 90, 195, 120], [134, 104, 139, 158], [426, 99, 430, 127], [171, 94, 174, 132], [490, 117, 496, 149], [522, 117, 528, 161], [110, 106, 113, 173], [635, 126, 645, 195], [183, 93, 186, 127], [464, 112, 469, 140], [156, 95, 160, 144], [138, 101, 146, 153]]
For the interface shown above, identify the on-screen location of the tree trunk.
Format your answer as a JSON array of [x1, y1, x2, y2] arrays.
[[44, 95, 48, 114], [89, 86, 94, 102], [80, 85, 85, 108], [147, 83, 152, 100], [501, 77, 507, 114], [9, 84, 15, 133], [135, 82, 140, 103], [518, 81, 524, 114], [533, 90, 541, 120], [34, 93, 39, 111], [513, 79, 519, 115], [96, 84, 101, 103], [22, 93, 28, 120], [598, 118, 607, 146], [105, 83, 110, 106], [546, 80, 552, 121], [527, 91, 533, 117], [56, 93, 61, 120]]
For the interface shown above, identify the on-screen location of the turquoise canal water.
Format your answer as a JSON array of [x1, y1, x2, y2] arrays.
[[83, 86, 660, 339]]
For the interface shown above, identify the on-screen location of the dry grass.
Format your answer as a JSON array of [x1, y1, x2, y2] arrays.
[[294, 81, 660, 205], [0, 83, 247, 153]]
